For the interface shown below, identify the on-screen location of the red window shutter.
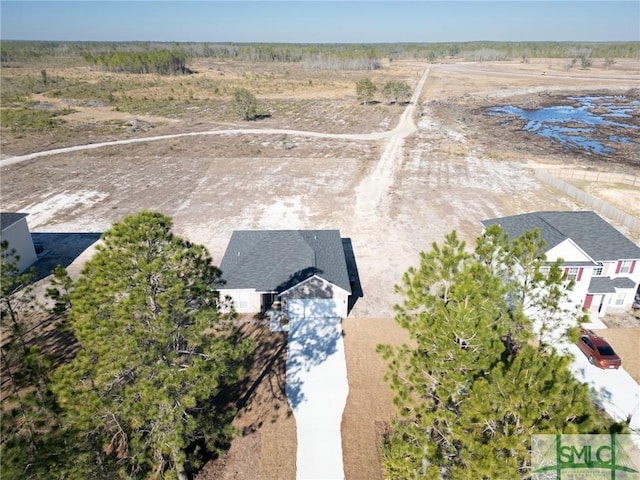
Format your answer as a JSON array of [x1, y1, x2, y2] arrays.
[[583, 294, 593, 309], [577, 268, 583, 281], [630, 261, 636, 274], [615, 261, 622, 274]]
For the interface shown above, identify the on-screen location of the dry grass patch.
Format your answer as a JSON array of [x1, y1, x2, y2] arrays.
[[1, 59, 424, 154], [341, 317, 409, 480], [597, 327, 640, 385], [581, 182, 640, 218]]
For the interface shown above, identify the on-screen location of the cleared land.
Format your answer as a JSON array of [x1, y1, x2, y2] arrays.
[[1, 56, 639, 478]]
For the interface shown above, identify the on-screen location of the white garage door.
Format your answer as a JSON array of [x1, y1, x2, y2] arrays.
[[287, 298, 339, 320]]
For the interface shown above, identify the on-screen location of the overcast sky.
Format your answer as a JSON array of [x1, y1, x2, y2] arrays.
[[1, 1, 639, 43]]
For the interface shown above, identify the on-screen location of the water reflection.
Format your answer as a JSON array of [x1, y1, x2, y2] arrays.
[[487, 95, 640, 155]]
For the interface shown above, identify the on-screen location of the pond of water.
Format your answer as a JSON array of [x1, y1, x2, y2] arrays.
[[487, 95, 640, 156]]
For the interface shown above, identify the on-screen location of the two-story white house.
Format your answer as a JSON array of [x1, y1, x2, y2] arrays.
[[481, 211, 640, 318]]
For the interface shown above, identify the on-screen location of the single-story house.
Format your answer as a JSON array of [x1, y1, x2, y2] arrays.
[[0, 212, 37, 273], [218, 230, 352, 320], [481, 211, 640, 317]]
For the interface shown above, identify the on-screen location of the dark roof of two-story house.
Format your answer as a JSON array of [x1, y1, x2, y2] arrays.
[[219, 230, 351, 294], [481, 211, 640, 262]]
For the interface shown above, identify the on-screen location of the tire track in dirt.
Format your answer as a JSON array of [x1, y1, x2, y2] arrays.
[[353, 67, 430, 218], [0, 128, 392, 168]]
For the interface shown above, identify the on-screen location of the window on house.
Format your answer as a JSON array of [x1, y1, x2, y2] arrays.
[[615, 292, 626, 306], [593, 264, 603, 276], [620, 260, 632, 274], [238, 292, 248, 309], [539, 266, 550, 277], [566, 267, 579, 282]]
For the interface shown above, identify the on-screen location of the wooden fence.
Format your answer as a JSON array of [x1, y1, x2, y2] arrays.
[[535, 169, 640, 233], [544, 169, 639, 187]]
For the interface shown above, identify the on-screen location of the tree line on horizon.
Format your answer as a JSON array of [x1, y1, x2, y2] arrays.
[[2, 40, 638, 69]]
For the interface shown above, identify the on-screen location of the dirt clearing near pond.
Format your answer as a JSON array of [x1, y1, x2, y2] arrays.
[[2, 57, 639, 478]]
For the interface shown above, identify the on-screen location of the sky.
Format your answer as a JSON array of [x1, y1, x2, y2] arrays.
[[1, 1, 639, 43]]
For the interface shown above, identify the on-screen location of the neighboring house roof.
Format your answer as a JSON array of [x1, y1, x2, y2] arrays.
[[481, 211, 640, 262], [0, 212, 29, 232], [219, 230, 351, 294]]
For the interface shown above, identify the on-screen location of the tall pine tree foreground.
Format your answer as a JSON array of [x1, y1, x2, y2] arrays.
[[377, 228, 624, 479], [49, 211, 253, 479], [1, 241, 68, 478]]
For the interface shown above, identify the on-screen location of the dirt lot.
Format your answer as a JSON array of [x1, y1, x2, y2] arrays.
[[1, 57, 639, 478]]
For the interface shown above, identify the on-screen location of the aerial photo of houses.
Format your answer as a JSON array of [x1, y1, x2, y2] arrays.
[[1, 1, 639, 479]]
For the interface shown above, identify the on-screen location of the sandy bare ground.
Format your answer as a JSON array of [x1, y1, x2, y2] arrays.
[[598, 328, 640, 385], [341, 317, 408, 480], [1, 58, 639, 478]]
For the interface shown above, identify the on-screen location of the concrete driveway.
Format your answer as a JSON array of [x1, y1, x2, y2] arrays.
[[285, 302, 349, 480], [567, 317, 640, 448]]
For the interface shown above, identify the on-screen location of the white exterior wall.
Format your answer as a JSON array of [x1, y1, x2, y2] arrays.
[[281, 276, 351, 318], [610, 259, 640, 310], [570, 266, 592, 310], [219, 288, 262, 314], [600, 261, 616, 277], [546, 239, 596, 314], [546, 239, 592, 264], [582, 258, 640, 316], [588, 261, 614, 317], [1, 218, 37, 273], [611, 260, 640, 286], [220, 279, 351, 317], [332, 288, 350, 318], [607, 287, 637, 312], [598, 260, 639, 314], [543, 240, 640, 315]]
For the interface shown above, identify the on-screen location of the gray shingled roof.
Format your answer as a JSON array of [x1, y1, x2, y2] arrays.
[[481, 211, 640, 262], [1, 212, 28, 231], [588, 277, 616, 294], [219, 230, 351, 294], [612, 277, 636, 289]]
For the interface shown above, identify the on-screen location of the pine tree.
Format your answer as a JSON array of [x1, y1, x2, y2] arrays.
[[46, 264, 74, 316], [356, 77, 376, 105], [378, 229, 621, 479], [0, 241, 71, 479], [382, 80, 412, 105], [50, 211, 253, 479], [476, 224, 583, 351], [232, 87, 259, 120]]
